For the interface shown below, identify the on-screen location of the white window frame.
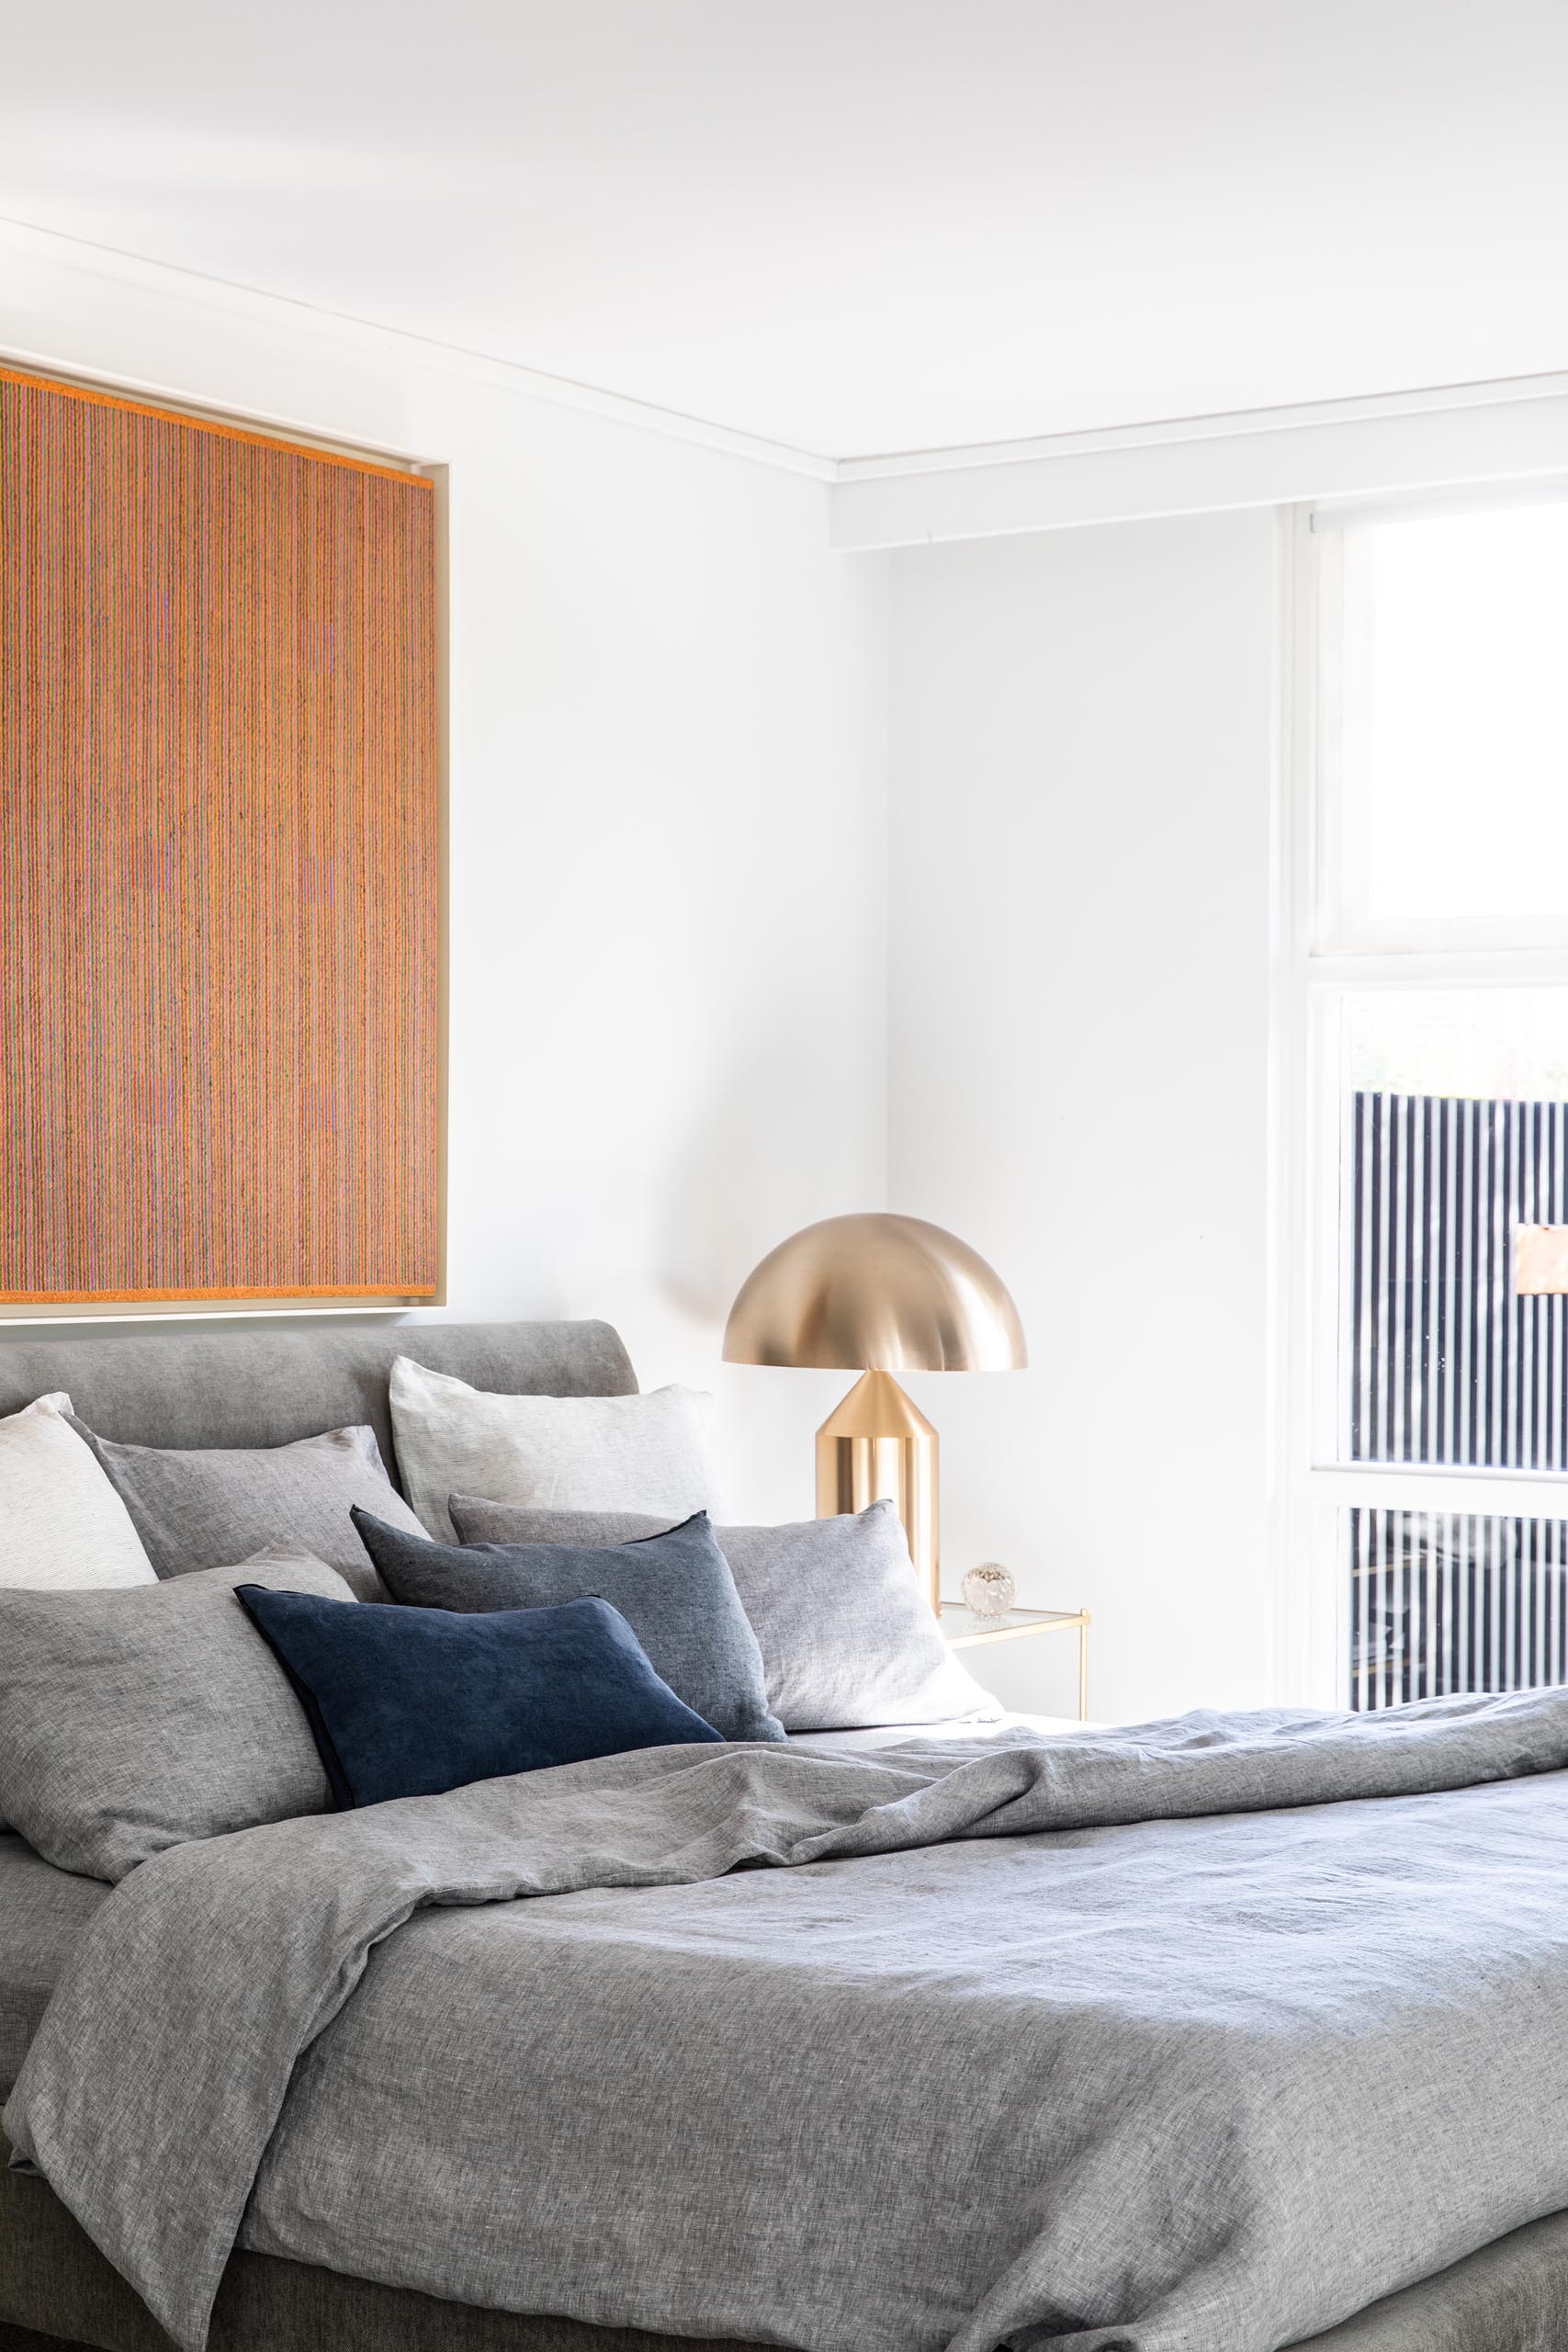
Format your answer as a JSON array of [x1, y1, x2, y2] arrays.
[[1270, 485, 1568, 1708]]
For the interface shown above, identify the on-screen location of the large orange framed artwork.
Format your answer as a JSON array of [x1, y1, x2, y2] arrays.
[[0, 368, 440, 1311]]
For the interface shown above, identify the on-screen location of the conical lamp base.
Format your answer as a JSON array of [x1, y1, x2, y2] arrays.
[[816, 1370, 940, 1612]]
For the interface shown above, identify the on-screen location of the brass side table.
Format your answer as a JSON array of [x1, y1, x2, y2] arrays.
[[939, 1601, 1091, 1723]]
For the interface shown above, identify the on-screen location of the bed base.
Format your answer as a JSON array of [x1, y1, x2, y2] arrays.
[[0, 2158, 762, 2352], [7, 2158, 1568, 2352]]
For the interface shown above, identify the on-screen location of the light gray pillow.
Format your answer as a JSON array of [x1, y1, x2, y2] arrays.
[[448, 1496, 998, 1734], [391, 1357, 721, 1540], [67, 1420, 426, 1600], [0, 1553, 355, 1883]]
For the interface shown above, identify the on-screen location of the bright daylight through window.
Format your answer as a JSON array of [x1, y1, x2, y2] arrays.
[[1302, 494, 1568, 1710]]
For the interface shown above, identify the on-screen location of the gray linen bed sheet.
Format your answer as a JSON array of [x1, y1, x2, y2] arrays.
[[0, 1720, 1069, 2075], [13, 1694, 1568, 2352], [0, 1723, 1066, 2083]]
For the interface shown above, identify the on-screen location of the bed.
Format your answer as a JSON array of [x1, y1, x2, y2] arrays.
[[6, 1318, 1568, 2352]]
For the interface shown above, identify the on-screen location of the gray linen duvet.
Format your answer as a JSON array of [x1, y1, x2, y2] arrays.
[[11, 1693, 1568, 2352]]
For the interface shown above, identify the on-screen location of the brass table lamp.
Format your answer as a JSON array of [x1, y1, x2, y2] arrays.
[[723, 1214, 1027, 1611]]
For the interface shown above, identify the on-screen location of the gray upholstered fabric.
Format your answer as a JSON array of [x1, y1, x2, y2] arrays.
[[6, 2166, 1568, 2352], [0, 2155, 777, 2352], [0, 1555, 355, 1883], [450, 1495, 996, 1731], [0, 1322, 636, 1482], [20, 1692, 1568, 2352], [1293, 2210, 1568, 2348], [0, 1840, 109, 2098], [72, 1421, 423, 1601], [356, 1510, 784, 1744]]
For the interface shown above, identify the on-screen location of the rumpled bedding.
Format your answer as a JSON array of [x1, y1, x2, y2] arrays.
[[11, 1692, 1568, 2352]]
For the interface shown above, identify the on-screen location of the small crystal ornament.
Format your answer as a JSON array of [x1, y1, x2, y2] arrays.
[[962, 1562, 1016, 1623]]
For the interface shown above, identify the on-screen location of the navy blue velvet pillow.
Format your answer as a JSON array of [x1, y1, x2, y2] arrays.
[[234, 1585, 722, 1809]]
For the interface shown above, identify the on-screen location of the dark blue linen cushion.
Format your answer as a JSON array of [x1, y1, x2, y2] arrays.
[[234, 1585, 722, 1809], [350, 1506, 785, 1745]]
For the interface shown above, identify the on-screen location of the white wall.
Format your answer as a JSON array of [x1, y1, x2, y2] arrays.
[[0, 243, 890, 1521], [886, 512, 1278, 1722], [3, 242, 1289, 1709], [441, 390, 889, 1516]]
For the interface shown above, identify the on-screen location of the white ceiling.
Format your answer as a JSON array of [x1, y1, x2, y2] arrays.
[[2, 0, 1565, 462]]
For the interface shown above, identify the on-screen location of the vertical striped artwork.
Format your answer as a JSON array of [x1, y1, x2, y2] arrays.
[[0, 368, 438, 1306], [1347, 1091, 1568, 1705]]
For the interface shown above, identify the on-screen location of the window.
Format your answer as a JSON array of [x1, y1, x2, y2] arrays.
[[1287, 489, 1568, 1708], [1323, 501, 1568, 945]]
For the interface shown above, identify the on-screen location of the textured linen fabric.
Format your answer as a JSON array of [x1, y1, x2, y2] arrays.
[[69, 1421, 423, 1601], [236, 1587, 722, 1807], [359, 1508, 784, 1744], [0, 1719, 1053, 2088], [0, 1395, 153, 1592], [0, 1840, 110, 2097], [0, 1323, 636, 1471], [0, 1555, 356, 1882], [17, 1691, 1568, 2352], [450, 1495, 995, 1730], [392, 1360, 717, 1541]]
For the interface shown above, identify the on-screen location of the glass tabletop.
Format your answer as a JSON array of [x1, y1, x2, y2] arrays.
[[938, 1600, 1084, 1634]]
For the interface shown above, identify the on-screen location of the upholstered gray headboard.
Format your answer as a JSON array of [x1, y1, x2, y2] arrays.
[[0, 1321, 637, 1498]]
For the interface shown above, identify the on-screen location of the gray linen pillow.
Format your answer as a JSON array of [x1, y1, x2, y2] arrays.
[[353, 1507, 785, 1745], [67, 1420, 425, 1600], [0, 1554, 355, 1883], [447, 1496, 998, 1735]]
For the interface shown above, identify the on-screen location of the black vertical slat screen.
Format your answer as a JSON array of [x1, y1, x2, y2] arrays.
[[1348, 1091, 1568, 1707], [1350, 1092, 1568, 1469], [1349, 1510, 1568, 1710]]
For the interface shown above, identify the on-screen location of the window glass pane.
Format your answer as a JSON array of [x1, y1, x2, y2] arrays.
[[1343, 988, 1568, 1099], [1339, 503, 1568, 927], [1348, 1509, 1568, 1710], [1338, 989, 1568, 1469]]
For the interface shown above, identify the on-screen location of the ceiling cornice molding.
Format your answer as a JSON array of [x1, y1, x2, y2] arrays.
[[3, 214, 1565, 535], [0, 214, 838, 482], [834, 369, 1568, 481]]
